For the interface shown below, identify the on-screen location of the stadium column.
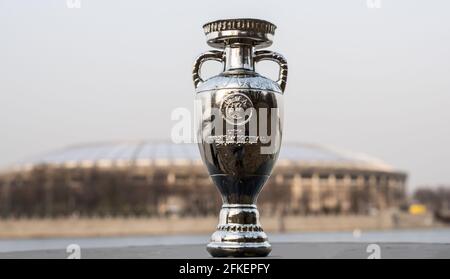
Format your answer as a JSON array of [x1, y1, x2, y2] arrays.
[[357, 175, 365, 214], [328, 174, 337, 210], [311, 173, 321, 213], [291, 174, 302, 211], [342, 174, 352, 213], [369, 175, 377, 210], [387, 176, 396, 207]]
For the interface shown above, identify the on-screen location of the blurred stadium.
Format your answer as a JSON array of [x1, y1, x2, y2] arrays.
[[0, 141, 407, 218]]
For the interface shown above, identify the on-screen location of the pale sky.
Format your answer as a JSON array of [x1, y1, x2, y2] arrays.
[[0, 0, 449, 191]]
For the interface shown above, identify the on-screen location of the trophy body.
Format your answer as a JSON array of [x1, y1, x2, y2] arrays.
[[192, 19, 288, 257]]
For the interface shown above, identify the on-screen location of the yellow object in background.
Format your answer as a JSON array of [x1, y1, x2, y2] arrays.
[[409, 204, 427, 215]]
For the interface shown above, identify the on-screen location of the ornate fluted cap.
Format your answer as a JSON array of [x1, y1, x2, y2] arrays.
[[203, 18, 276, 49]]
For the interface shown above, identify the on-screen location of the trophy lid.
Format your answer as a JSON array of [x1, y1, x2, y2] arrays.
[[203, 18, 276, 49]]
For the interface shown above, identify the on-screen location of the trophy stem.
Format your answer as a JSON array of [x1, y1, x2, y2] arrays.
[[207, 204, 271, 257]]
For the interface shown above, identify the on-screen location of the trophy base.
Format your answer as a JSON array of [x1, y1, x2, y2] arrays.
[[207, 204, 271, 257], [207, 241, 271, 257]]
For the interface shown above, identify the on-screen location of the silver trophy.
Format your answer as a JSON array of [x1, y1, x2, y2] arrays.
[[193, 18, 288, 257]]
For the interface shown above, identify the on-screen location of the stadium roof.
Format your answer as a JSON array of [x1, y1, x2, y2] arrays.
[[10, 141, 397, 172]]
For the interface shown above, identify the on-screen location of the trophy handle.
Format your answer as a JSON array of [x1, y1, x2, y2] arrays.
[[192, 50, 224, 89], [254, 50, 288, 92]]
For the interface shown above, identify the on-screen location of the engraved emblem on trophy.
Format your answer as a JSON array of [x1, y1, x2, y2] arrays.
[[192, 18, 288, 257]]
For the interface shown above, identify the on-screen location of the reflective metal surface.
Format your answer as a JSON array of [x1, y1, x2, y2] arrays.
[[193, 18, 288, 257], [202, 18, 276, 49]]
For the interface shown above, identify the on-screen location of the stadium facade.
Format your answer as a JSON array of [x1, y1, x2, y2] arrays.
[[0, 141, 407, 218]]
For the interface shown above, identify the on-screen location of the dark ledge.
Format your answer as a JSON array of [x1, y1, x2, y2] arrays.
[[0, 243, 449, 259]]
